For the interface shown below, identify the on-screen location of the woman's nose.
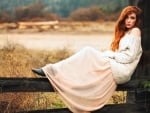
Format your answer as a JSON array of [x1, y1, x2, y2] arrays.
[[127, 18, 131, 22]]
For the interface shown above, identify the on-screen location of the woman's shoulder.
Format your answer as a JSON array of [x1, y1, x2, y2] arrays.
[[130, 27, 141, 36]]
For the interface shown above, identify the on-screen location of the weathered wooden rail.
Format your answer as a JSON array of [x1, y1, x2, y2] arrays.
[[0, 77, 150, 113], [0, 78, 147, 92]]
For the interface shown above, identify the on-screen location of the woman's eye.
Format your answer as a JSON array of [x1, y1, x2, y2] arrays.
[[130, 16, 136, 19]]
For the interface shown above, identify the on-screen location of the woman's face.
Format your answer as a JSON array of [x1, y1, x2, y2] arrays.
[[125, 12, 137, 29]]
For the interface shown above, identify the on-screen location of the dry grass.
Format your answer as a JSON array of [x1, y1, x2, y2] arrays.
[[0, 39, 73, 77], [0, 41, 72, 112], [0, 40, 126, 112]]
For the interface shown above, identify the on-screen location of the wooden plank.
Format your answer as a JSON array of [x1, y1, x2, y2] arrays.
[[16, 103, 146, 113], [0, 77, 149, 92], [0, 78, 54, 92], [18, 21, 59, 26]]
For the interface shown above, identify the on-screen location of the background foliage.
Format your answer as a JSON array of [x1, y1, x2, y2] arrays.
[[0, 0, 128, 22]]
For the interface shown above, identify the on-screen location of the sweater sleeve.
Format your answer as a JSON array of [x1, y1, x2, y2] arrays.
[[114, 33, 142, 64]]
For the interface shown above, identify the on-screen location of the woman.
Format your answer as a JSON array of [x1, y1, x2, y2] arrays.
[[32, 6, 142, 113]]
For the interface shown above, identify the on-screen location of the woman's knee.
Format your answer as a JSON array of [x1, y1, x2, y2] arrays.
[[82, 46, 95, 51], [81, 46, 96, 55]]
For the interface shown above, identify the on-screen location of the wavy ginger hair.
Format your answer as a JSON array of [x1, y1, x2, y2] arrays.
[[111, 6, 142, 51]]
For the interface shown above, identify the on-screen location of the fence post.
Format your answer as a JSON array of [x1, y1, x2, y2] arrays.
[[126, 1, 150, 112]]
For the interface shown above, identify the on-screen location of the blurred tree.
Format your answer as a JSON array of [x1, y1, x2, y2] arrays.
[[0, 0, 129, 21], [14, 2, 45, 21]]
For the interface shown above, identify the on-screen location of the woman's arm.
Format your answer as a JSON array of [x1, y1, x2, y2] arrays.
[[113, 28, 142, 64]]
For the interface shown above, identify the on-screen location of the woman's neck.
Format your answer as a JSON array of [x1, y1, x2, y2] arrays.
[[126, 28, 133, 34]]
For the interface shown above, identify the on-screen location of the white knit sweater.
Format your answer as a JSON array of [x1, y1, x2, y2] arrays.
[[103, 28, 142, 84]]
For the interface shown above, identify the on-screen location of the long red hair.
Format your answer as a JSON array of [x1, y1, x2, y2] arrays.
[[111, 6, 142, 51]]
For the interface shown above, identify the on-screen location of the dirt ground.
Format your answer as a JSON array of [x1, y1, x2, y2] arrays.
[[0, 21, 114, 51], [0, 32, 113, 52]]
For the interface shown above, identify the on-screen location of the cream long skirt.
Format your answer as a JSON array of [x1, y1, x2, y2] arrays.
[[42, 47, 117, 113]]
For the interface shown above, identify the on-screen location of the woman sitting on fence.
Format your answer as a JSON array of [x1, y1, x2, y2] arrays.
[[32, 6, 142, 113]]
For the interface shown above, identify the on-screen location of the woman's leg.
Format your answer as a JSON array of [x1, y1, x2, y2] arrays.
[[32, 46, 106, 77]]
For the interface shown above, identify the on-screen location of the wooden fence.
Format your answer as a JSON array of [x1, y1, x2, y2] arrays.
[[0, 77, 150, 113]]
